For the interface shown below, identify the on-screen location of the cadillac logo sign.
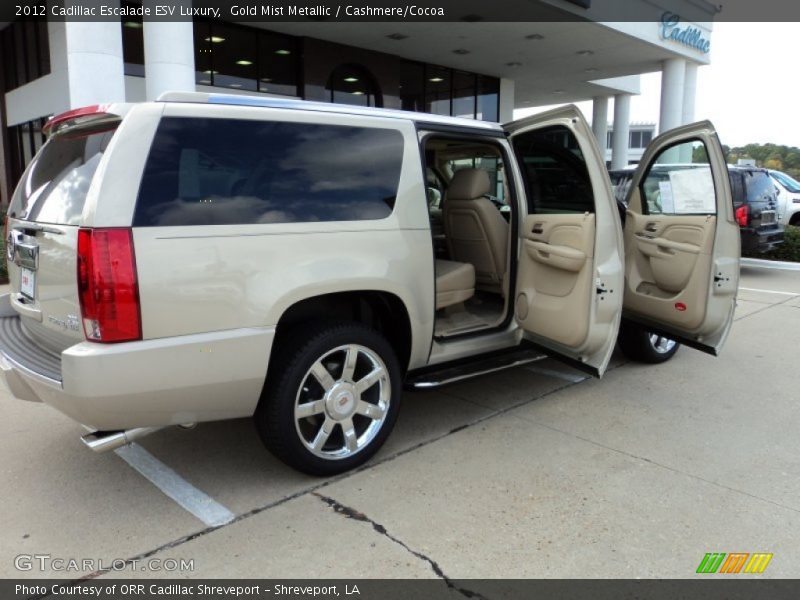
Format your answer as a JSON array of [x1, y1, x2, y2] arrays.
[[660, 12, 711, 54]]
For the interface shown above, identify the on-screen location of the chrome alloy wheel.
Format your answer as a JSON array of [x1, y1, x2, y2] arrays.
[[649, 334, 677, 354], [294, 344, 390, 460]]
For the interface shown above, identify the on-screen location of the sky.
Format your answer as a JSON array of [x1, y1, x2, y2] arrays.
[[514, 23, 798, 149]]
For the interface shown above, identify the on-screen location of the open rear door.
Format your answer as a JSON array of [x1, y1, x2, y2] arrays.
[[622, 121, 739, 355], [505, 106, 624, 377]]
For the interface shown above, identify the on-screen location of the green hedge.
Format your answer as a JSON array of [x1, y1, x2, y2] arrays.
[[743, 225, 800, 262]]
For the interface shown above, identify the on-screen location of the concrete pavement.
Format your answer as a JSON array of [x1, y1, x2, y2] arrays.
[[0, 265, 798, 580]]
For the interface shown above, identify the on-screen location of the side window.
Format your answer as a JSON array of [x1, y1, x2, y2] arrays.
[[512, 125, 594, 214], [640, 139, 715, 215], [729, 172, 744, 207], [134, 117, 404, 226], [444, 156, 507, 204]]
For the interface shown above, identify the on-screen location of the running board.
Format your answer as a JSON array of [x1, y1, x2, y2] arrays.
[[405, 348, 547, 389]]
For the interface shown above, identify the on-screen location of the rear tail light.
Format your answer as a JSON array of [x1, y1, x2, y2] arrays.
[[735, 205, 749, 227], [77, 228, 141, 343]]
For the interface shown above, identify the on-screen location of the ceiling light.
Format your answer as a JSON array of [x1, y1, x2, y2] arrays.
[[260, 77, 272, 82], [275, 49, 291, 55], [352, 91, 365, 95], [428, 77, 444, 83], [235, 60, 253, 66], [576, 49, 594, 56], [229, 83, 243, 88], [343, 77, 359, 83], [204, 36, 225, 43], [387, 33, 408, 40], [123, 21, 142, 29], [525, 33, 544, 40], [202, 70, 218, 75], [505, 62, 522, 67], [452, 49, 470, 55]]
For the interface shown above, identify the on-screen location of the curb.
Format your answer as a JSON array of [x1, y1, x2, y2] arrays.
[[741, 258, 800, 271]]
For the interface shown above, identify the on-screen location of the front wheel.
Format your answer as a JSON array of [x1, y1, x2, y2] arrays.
[[618, 321, 680, 364], [255, 322, 401, 476]]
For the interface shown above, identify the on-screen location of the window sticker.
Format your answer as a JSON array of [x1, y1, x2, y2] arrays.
[[669, 167, 715, 214]]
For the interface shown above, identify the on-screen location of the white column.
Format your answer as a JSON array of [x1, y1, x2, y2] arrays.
[[659, 58, 686, 134], [610, 93, 631, 170], [592, 96, 609, 157], [143, 0, 196, 100], [682, 62, 698, 125], [63, 18, 125, 108], [499, 78, 515, 123]]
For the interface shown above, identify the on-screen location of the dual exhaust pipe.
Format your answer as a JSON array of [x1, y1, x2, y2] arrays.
[[81, 423, 195, 452]]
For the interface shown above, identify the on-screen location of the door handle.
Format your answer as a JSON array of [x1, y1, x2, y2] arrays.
[[532, 224, 544, 234], [644, 223, 658, 233]]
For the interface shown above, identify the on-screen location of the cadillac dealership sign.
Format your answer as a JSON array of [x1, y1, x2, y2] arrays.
[[660, 12, 711, 54]]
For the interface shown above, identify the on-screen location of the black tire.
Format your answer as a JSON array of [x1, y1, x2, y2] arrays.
[[255, 322, 402, 476], [617, 321, 680, 364]]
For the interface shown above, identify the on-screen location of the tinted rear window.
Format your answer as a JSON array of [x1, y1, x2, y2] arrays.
[[9, 126, 116, 225], [134, 117, 405, 226], [744, 172, 776, 204]]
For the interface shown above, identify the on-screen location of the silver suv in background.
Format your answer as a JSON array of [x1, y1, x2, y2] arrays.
[[1, 94, 740, 475]]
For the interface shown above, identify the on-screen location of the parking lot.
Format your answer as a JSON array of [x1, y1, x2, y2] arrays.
[[1, 264, 798, 580]]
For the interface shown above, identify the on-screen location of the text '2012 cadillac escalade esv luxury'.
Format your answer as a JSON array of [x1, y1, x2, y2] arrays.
[[0, 93, 740, 475]]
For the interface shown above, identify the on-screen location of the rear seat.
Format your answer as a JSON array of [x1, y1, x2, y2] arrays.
[[435, 260, 475, 309]]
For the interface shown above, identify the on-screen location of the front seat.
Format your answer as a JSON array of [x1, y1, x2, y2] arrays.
[[443, 168, 509, 295]]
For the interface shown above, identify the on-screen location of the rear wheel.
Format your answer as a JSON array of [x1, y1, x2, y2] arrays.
[[255, 322, 401, 476], [618, 321, 680, 364]]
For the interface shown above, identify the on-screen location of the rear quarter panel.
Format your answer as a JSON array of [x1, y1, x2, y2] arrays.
[[127, 104, 434, 370]]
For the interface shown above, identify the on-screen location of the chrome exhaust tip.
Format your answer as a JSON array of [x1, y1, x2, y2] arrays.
[[81, 427, 162, 453]]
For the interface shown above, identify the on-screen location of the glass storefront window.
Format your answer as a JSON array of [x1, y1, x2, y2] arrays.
[[327, 64, 380, 107], [209, 22, 258, 91], [121, 3, 144, 77], [258, 31, 298, 96], [452, 71, 476, 119], [425, 65, 451, 116], [398, 61, 424, 113], [193, 20, 213, 85], [0, 18, 49, 93], [477, 75, 499, 122]]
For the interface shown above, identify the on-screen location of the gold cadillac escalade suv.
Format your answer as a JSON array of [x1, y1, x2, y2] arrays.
[[0, 93, 740, 475]]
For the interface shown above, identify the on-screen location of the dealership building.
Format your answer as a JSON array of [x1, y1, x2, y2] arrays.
[[0, 0, 716, 203]]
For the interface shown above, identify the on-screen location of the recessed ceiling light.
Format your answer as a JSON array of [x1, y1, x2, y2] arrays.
[[387, 33, 408, 40], [202, 70, 218, 75], [352, 91, 365, 95], [505, 62, 523, 67], [123, 21, 142, 29], [576, 49, 594, 56], [452, 49, 470, 55], [275, 49, 291, 55], [235, 60, 253, 66], [525, 33, 544, 40], [429, 77, 444, 83], [229, 83, 243, 88], [260, 77, 272, 82], [204, 36, 225, 43], [343, 77, 359, 83]]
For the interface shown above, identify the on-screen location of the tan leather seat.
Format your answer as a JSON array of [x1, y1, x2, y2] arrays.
[[443, 168, 509, 295], [435, 259, 475, 309]]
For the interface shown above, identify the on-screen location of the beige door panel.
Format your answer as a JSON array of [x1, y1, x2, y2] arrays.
[[624, 212, 716, 330], [516, 213, 595, 347], [622, 121, 739, 354]]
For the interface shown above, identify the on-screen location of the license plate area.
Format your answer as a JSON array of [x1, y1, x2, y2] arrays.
[[760, 210, 776, 225], [20, 267, 35, 299]]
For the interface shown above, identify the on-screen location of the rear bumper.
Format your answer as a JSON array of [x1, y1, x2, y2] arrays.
[[740, 226, 785, 253], [0, 301, 274, 430]]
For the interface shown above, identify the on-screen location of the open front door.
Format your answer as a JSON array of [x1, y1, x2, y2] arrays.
[[622, 121, 739, 355], [505, 106, 624, 377]]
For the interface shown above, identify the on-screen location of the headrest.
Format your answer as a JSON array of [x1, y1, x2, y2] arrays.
[[448, 168, 491, 201]]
